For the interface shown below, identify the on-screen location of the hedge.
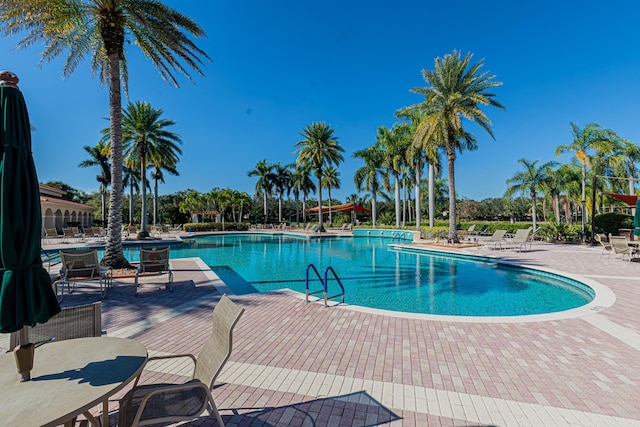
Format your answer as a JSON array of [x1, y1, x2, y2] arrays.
[[182, 222, 250, 232]]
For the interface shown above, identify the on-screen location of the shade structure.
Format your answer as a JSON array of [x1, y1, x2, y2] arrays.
[[0, 72, 60, 334], [604, 192, 639, 207], [634, 199, 640, 237]]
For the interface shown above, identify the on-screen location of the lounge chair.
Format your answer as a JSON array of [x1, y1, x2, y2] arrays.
[[72, 226, 84, 240], [610, 236, 635, 262], [9, 302, 103, 350], [595, 233, 612, 258], [118, 294, 244, 427], [43, 227, 62, 243], [483, 229, 508, 250], [135, 246, 173, 296], [60, 249, 113, 298], [506, 228, 532, 252], [471, 225, 488, 236], [460, 224, 476, 236], [62, 228, 77, 243]]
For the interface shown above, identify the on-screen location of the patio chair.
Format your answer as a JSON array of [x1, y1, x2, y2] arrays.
[[9, 302, 102, 350], [595, 233, 612, 258], [72, 226, 84, 240], [506, 228, 532, 252], [482, 229, 508, 250], [135, 246, 173, 296], [610, 236, 635, 262], [460, 224, 476, 237], [60, 249, 113, 298], [62, 228, 77, 243], [118, 294, 245, 427], [43, 227, 62, 243]]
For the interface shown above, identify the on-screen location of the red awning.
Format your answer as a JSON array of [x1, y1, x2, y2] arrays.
[[605, 193, 639, 206], [303, 202, 371, 214]]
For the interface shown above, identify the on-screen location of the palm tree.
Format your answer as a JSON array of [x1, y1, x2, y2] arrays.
[[2, 0, 210, 267], [78, 141, 111, 225], [403, 51, 504, 241], [294, 122, 344, 232], [555, 122, 618, 237], [272, 163, 292, 222], [379, 125, 410, 227], [122, 165, 140, 225], [354, 145, 385, 226], [291, 163, 316, 225], [247, 160, 275, 223], [118, 101, 182, 237], [322, 166, 341, 225], [506, 159, 557, 231]]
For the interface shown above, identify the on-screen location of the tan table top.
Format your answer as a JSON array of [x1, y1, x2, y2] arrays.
[[0, 337, 147, 427]]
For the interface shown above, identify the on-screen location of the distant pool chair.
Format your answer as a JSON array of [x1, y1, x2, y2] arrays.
[[134, 246, 173, 296], [595, 233, 612, 258], [483, 229, 508, 250], [610, 236, 635, 262]]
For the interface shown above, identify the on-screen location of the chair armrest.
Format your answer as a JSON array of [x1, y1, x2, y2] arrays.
[[132, 353, 197, 388]]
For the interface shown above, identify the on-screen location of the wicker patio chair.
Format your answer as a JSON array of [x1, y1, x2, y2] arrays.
[[134, 247, 173, 296], [118, 295, 245, 427], [9, 302, 102, 350], [60, 249, 113, 298]]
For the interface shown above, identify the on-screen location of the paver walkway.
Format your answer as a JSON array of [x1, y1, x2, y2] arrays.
[[7, 236, 640, 426]]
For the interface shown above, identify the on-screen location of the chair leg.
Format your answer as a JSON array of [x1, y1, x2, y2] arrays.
[[208, 399, 225, 427]]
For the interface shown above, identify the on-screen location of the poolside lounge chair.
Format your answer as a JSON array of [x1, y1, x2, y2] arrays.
[[118, 294, 244, 427], [506, 228, 532, 252], [460, 224, 476, 236], [60, 249, 113, 298], [62, 228, 77, 243], [134, 246, 173, 296], [610, 236, 635, 262], [483, 229, 508, 250], [43, 227, 62, 243], [595, 233, 612, 258]]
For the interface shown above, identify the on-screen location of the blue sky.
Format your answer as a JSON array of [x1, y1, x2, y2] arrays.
[[2, 1, 640, 202]]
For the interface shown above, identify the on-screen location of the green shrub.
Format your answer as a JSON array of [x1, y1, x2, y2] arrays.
[[333, 214, 350, 225], [182, 222, 250, 232], [594, 212, 633, 235]]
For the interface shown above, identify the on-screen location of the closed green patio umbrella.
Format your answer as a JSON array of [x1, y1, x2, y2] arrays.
[[634, 199, 640, 238], [0, 71, 60, 341]]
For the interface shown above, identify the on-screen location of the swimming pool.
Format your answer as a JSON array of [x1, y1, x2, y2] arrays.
[[107, 233, 593, 317]]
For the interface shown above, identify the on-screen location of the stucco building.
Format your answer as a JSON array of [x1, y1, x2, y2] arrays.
[[40, 183, 95, 235]]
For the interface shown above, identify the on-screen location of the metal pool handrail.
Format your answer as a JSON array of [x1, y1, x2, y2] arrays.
[[305, 264, 345, 307]]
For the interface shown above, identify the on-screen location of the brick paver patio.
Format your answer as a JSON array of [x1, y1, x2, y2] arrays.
[[7, 234, 640, 426]]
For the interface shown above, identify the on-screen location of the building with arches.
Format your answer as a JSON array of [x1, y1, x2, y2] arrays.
[[40, 183, 95, 236]]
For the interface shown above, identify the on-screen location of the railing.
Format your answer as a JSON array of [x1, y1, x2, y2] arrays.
[[391, 231, 411, 243], [305, 264, 345, 307]]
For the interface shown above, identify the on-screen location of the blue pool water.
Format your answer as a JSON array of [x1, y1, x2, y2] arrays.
[[102, 234, 593, 316]]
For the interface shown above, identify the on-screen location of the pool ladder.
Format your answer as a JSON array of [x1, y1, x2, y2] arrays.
[[391, 231, 410, 243], [305, 264, 345, 307]]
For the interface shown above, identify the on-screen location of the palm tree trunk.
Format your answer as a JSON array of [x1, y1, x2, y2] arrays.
[[328, 187, 333, 225], [103, 53, 127, 267], [278, 193, 283, 222], [302, 196, 307, 225], [372, 192, 377, 227], [295, 194, 300, 224], [415, 165, 421, 228], [394, 173, 400, 227], [153, 176, 158, 226], [447, 149, 457, 242], [129, 181, 134, 225], [317, 173, 323, 231], [100, 185, 107, 226], [263, 190, 268, 223], [429, 162, 435, 228], [553, 194, 560, 222], [402, 173, 407, 226], [140, 153, 149, 236], [531, 191, 537, 231]]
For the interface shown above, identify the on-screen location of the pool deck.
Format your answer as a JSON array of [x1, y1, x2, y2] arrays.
[[14, 234, 640, 426]]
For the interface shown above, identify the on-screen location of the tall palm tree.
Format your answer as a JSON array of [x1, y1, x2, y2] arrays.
[[247, 160, 275, 223], [2, 0, 210, 267], [272, 163, 292, 222], [322, 166, 341, 225], [294, 122, 344, 232], [291, 163, 316, 225], [404, 51, 504, 241], [78, 141, 111, 225], [117, 101, 182, 237], [354, 145, 385, 227], [506, 159, 557, 231], [555, 122, 618, 236], [122, 165, 140, 225], [379, 125, 410, 227]]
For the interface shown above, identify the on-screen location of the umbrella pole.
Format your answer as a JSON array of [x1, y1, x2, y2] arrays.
[[14, 327, 33, 381]]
